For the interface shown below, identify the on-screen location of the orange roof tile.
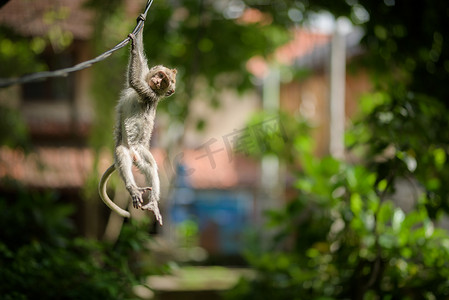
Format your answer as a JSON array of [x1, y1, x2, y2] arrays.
[[247, 29, 331, 78], [0, 146, 259, 190], [275, 29, 330, 65]]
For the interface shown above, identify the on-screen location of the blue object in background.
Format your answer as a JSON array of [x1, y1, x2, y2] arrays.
[[170, 163, 253, 255], [193, 190, 252, 254]]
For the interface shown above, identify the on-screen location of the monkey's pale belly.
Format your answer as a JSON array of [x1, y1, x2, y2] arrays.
[[122, 123, 153, 147]]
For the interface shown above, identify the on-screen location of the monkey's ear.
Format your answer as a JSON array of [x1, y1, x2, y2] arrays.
[[172, 68, 177, 74]]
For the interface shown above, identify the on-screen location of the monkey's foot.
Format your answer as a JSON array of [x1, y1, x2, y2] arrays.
[[128, 186, 152, 209], [142, 201, 163, 226]]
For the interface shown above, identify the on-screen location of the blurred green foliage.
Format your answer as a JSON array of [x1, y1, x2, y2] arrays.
[[0, 104, 30, 151], [0, 186, 156, 299], [0, 30, 47, 77], [226, 1, 449, 298], [176, 219, 200, 249], [228, 112, 449, 299], [349, 90, 449, 218]]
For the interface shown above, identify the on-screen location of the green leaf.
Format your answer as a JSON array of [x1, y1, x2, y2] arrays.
[[379, 234, 395, 249], [377, 202, 394, 227], [392, 208, 405, 232], [377, 179, 388, 192], [320, 156, 340, 175], [296, 178, 313, 193], [350, 193, 362, 216], [433, 148, 446, 168]]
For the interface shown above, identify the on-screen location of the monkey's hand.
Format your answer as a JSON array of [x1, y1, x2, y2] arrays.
[[128, 185, 152, 209], [142, 200, 163, 225], [128, 33, 136, 49], [137, 13, 146, 23]]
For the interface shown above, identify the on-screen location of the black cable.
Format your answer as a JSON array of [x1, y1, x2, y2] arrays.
[[0, 0, 154, 88]]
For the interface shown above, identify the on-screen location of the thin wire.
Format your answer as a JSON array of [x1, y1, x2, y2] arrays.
[[0, 0, 154, 88]]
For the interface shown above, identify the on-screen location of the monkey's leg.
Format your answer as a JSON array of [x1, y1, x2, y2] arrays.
[[115, 145, 151, 209], [134, 146, 162, 225]]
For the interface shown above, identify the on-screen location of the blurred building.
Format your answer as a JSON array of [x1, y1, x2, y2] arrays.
[[0, 0, 101, 236]]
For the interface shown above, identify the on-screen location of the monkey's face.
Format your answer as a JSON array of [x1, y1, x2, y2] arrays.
[[148, 66, 177, 97]]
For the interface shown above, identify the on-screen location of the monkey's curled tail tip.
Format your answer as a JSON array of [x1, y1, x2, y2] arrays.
[[99, 164, 131, 218]]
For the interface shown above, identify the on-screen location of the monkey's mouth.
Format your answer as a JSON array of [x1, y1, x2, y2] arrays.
[[166, 88, 175, 96]]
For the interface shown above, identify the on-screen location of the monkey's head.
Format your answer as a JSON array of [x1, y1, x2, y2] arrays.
[[147, 65, 177, 97]]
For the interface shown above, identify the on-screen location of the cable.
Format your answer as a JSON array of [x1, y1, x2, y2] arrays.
[[0, 0, 154, 88]]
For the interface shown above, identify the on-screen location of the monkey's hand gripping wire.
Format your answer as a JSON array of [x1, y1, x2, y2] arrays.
[[0, 0, 154, 88]]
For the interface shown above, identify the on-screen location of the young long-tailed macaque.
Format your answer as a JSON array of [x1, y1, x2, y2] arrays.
[[99, 23, 177, 225]]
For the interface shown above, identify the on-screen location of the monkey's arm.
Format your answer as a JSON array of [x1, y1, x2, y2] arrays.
[[128, 28, 154, 100], [134, 25, 149, 69]]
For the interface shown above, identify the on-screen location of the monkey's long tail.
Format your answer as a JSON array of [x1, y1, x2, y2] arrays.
[[99, 164, 131, 218]]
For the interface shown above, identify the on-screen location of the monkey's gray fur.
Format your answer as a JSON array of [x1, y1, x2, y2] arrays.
[[99, 24, 177, 225]]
